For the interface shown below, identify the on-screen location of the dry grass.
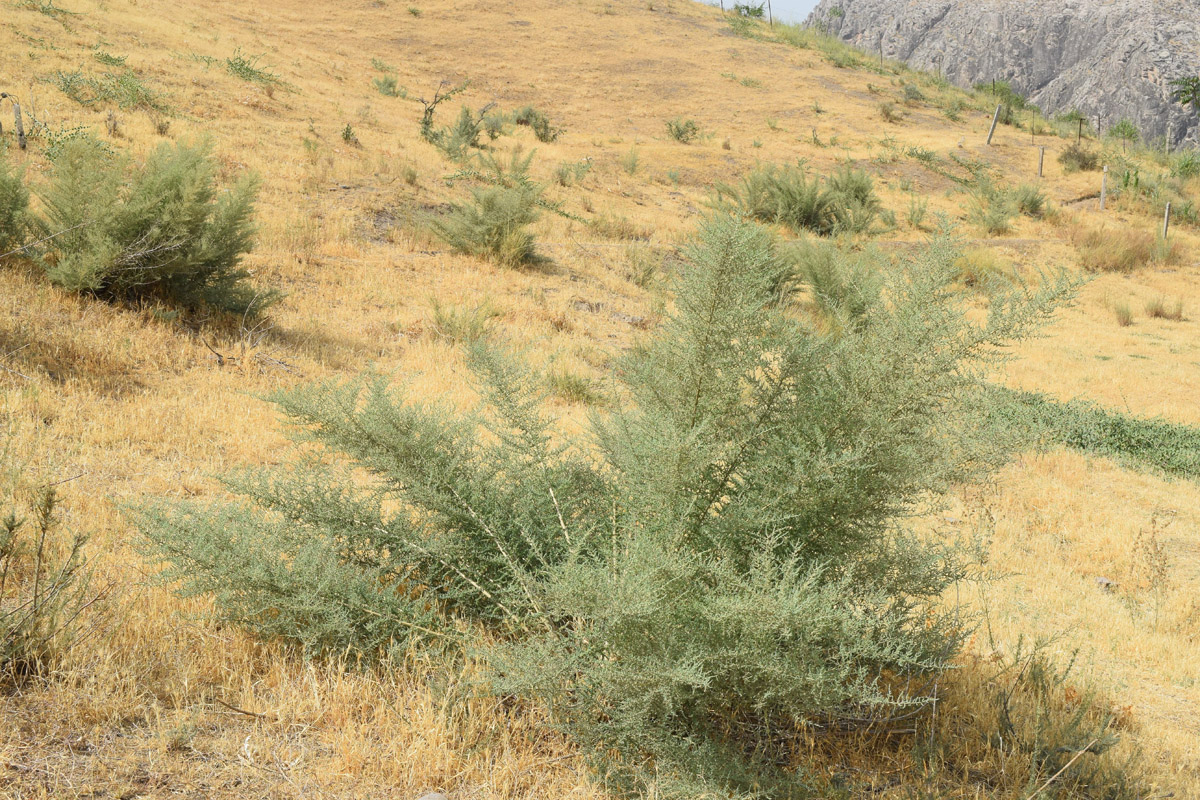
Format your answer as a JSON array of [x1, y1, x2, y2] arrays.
[[2, 0, 1200, 796], [1073, 224, 1181, 273]]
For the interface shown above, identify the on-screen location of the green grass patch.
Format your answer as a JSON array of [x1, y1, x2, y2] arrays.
[[992, 387, 1200, 479]]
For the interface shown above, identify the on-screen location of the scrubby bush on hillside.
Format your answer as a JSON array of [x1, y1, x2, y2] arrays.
[[37, 139, 270, 315], [1058, 143, 1100, 173], [137, 216, 1074, 797], [513, 106, 562, 143], [666, 117, 700, 143], [718, 163, 885, 235], [0, 149, 29, 259], [431, 184, 540, 268], [1072, 224, 1176, 273]]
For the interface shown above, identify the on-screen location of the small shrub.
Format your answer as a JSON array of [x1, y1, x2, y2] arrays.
[[732, 2, 764, 16], [878, 101, 903, 123], [826, 165, 883, 234], [666, 117, 700, 143], [372, 75, 404, 97], [513, 106, 563, 143], [620, 147, 639, 175], [432, 185, 541, 268], [1170, 151, 1200, 179], [902, 84, 926, 104], [341, 124, 359, 145], [906, 194, 928, 230], [719, 163, 835, 235], [2, 489, 98, 688], [37, 138, 270, 315], [942, 98, 965, 121], [0, 150, 30, 259], [1145, 296, 1184, 321], [49, 68, 168, 112], [968, 180, 1017, 235], [1058, 143, 1100, 173], [1012, 183, 1046, 218], [482, 111, 507, 141]]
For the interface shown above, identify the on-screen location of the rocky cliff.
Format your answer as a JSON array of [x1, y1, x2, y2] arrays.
[[806, 0, 1200, 146]]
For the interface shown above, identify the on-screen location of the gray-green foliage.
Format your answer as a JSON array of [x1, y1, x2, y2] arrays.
[[37, 138, 270, 315], [137, 216, 1073, 797], [0, 149, 30, 258], [718, 163, 884, 235], [513, 106, 563, 143]]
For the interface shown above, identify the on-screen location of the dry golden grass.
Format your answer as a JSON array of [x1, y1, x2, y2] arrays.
[[2, 0, 1200, 796]]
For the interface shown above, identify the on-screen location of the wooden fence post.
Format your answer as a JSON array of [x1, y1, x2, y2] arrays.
[[1100, 165, 1108, 210], [1077, 118, 1082, 145], [1038, 146, 1045, 177], [986, 104, 1002, 145], [1163, 202, 1172, 239], [0, 93, 25, 150], [766, 0, 772, 25]]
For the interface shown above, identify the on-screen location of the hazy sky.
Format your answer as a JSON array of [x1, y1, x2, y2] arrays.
[[769, 0, 821, 22], [703, 1, 822, 22]]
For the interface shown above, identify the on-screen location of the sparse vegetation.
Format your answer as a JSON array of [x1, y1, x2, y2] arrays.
[[49, 68, 168, 112], [878, 101, 903, 123], [225, 49, 281, 85]]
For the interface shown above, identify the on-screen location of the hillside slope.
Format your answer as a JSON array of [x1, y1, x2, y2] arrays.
[[2, 0, 1200, 797], [809, 0, 1200, 145]]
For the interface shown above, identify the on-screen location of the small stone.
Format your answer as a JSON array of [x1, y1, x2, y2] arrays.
[[1095, 576, 1117, 591], [417, 793, 448, 800]]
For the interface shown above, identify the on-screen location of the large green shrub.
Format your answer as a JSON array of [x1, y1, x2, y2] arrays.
[[137, 216, 1072, 796], [37, 139, 270, 315]]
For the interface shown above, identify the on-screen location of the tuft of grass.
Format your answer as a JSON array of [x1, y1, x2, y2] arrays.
[[589, 214, 652, 241], [1145, 296, 1184, 321], [546, 368, 606, 406], [666, 117, 700, 143], [954, 246, 1014, 289], [1114, 300, 1134, 326], [428, 299, 497, 346], [1073, 225, 1178, 273]]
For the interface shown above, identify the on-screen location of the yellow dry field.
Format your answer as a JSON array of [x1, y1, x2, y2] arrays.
[[1, 0, 1198, 796]]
